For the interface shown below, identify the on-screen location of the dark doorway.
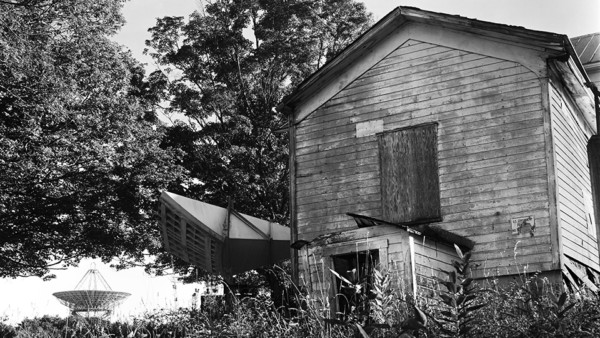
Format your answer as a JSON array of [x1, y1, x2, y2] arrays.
[[332, 250, 379, 319]]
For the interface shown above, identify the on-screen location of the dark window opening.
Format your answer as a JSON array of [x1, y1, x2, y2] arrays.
[[586, 267, 597, 285], [378, 123, 441, 224], [332, 250, 379, 319]]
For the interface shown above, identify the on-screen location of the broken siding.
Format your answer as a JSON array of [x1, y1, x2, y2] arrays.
[[295, 39, 551, 278], [413, 237, 459, 297], [549, 83, 600, 271], [298, 227, 408, 301]]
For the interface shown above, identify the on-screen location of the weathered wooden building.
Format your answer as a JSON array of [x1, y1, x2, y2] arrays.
[[280, 7, 600, 306]]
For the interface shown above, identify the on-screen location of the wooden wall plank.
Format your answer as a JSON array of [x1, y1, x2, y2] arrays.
[[295, 40, 553, 282], [333, 58, 512, 102], [296, 92, 541, 138], [549, 82, 600, 271], [301, 76, 539, 130]]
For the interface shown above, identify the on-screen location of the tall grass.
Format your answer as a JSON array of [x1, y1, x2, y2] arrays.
[[4, 260, 600, 338]]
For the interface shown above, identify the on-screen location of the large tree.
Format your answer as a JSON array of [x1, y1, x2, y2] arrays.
[[146, 0, 372, 228], [0, 0, 185, 278]]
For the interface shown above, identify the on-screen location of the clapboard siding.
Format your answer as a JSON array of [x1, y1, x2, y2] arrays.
[[414, 240, 459, 296], [298, 75, 539, 134], [295, 39, 551, 283], [549, 83, 599, 271], [296, 93, 541, 139]]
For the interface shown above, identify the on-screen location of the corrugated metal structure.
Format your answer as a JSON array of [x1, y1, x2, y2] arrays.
[[571, 33, 600, 88], [280, 6, 600, 313], [159, 192, 290, 278]]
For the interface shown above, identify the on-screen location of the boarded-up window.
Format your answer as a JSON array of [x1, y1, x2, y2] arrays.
[[378, 124, 441, 224]]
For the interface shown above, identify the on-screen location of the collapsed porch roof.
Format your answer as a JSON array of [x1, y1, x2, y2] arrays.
[[293, 213, 474, 252]]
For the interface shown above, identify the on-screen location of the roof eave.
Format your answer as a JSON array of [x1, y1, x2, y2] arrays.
[[278, 7, 406, 114], [550, 56, 597, 133], [280, 7, 585, 121]]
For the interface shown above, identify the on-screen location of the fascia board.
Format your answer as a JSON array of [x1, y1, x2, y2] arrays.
[[291, 21, 550, 124], [551, 58, 597, 133]]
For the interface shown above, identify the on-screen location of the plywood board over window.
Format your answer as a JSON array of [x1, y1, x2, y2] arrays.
[[378, 123, 441, 224]]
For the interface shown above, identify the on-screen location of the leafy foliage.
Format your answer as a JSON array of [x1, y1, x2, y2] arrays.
[[370, 268, 397, 326], [0, 0, 185, 278], [473, 275, 600, 337], [4, 267, 600, 337], [144, 0, 372, 226], [428, 245, 486, 337]]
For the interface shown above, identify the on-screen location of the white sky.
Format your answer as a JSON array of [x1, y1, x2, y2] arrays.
[[2, 0, 599, 326], [0, 258, 199, 324], [113, 0, 600, 68]]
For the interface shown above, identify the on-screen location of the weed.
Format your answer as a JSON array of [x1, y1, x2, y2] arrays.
[[427, 244, 486, 337], [4, 261, 600, 338]]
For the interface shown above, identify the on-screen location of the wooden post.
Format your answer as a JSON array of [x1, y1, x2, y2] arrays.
[[289, 113, 299, 284], [222, 198, 233, 282], [409, 236, 417, 299], [588, 84, 600, 265]]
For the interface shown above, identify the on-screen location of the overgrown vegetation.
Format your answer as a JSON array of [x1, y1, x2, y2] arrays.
[[4, 261, 599, 338], [0, 0, 373, 280], [0, 0, 186, 279]]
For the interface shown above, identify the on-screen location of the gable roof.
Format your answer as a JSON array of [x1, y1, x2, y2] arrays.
[[281, 7, 595, 129]]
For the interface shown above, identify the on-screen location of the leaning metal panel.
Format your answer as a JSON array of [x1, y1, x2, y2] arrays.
[[162, 203, 223, 273]]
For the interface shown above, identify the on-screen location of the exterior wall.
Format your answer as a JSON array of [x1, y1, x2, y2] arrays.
[[413, 237, 460, 297], [297, 226, 459, 310], [299, 226, 401, 299], [549, 82, 600, 271], [294, 37, 554, 283]]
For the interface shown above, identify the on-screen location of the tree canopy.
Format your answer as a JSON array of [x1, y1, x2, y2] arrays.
[[0, 0, 372, 279], [145, 0, 372, 228], [0, 0, 185, 278]]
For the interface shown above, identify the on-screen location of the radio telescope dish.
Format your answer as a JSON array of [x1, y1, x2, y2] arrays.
[[53, 267, 130, 319]]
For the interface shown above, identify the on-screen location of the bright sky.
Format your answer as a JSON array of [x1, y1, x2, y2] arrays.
[[113, 0, 600, 68], [2, 0, 599, 326], [0, 258, 198, 324]]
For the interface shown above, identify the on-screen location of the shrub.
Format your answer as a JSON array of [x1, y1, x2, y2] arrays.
[[427, 245, 487, 337], [0, 317, 17, 338], [7, 265, 600, 338]]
